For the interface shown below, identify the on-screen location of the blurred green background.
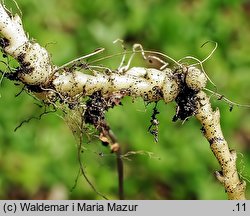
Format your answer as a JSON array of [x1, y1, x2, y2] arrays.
[[0, 0, 250, 199]]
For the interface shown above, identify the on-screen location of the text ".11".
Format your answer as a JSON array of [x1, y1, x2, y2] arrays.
[[234, 203, 246, 212]]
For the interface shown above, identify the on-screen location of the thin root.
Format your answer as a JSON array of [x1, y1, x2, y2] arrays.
[[14, 107, 56, 131], [204, 87, 250, 109]]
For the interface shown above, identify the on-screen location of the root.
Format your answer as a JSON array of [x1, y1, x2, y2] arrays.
[[1, 2, 249, 200], [77, 137, 109, 200], [148, 102, 160, 143], [204, 88, 250, 110], [76, 105, 109, 200], [14, 106, 56, 131], [195, 91, 246, 199], [54, 48, 105, 73]]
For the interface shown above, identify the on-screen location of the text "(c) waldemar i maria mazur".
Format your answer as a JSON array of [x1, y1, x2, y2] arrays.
[[19, 202, 139, 212]]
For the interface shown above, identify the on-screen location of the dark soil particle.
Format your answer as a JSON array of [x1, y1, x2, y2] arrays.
[[172, 69, 199, 122]]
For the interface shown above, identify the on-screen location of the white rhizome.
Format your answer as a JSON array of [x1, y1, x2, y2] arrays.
[[0, 3, 246, 199]]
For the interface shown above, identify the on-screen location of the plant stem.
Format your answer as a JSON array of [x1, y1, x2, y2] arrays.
[[116, 148, 124, 200]]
